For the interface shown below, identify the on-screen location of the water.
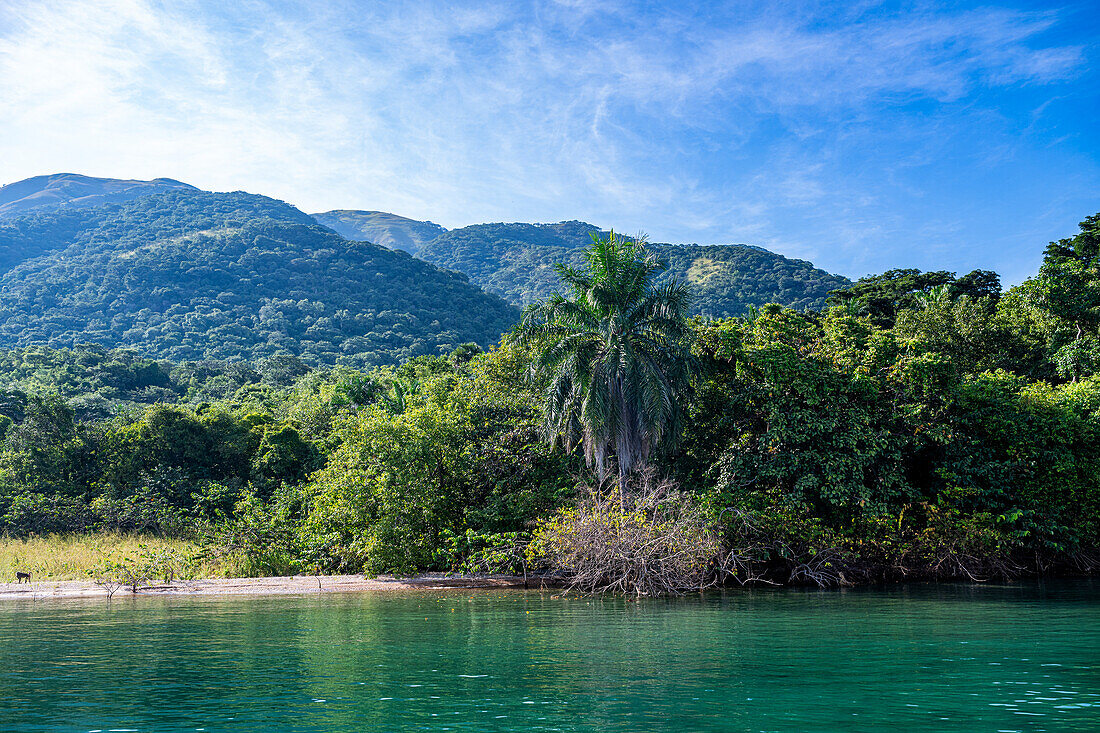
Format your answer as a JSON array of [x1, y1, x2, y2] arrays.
[[0, 582, 1097, 732]]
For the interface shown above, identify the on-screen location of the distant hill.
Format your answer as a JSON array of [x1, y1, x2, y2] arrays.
[[417, 221, 851, 315], [310, 212, 850, 315], [311, 210, 447, 254], [0, 175, 851, 359], [0, 191, 518, 366], [0, 173, 197, 218]]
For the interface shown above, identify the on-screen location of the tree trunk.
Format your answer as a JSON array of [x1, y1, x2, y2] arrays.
[[618, 459, 626, 511]]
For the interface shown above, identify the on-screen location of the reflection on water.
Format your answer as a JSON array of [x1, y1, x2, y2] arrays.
[[0, 581, 1097, 732]]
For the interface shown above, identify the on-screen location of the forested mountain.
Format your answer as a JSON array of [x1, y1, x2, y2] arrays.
[[0, 191, 518, 366], [310, 212, 851, 315], [0, 189, 1096, 593], [0, 173, 197, 218], [0, 174, 849, 366], [417, 221, 851, 315], [311, 210, 447, 254]]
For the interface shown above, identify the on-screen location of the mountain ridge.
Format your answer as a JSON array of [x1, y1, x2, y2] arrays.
[[413, 219, 850, 314], [311, 210, 447, 254], [0, 189, 518, 366], [0, 173, 198, 218], [310, 211, 852, 315], [1, 173, 853, 329]]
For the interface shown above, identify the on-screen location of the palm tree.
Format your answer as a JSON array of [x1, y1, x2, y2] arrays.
[[383, 376, 420, 413], [519, 231, 696, 490]]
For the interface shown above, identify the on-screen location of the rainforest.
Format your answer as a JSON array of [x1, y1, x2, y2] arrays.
[[0, 197, 1097, 592]]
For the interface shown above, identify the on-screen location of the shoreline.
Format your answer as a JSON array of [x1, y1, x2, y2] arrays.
[[4, 571, 1093, 602], [0, 573, 537, 601]]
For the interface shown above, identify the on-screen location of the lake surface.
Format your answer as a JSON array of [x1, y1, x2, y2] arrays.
[[0, 581, 1097, 732]]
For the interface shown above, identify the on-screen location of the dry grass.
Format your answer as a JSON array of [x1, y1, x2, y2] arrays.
[[0, 533, 226, 581]]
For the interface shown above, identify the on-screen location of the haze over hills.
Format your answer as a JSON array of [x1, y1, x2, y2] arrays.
[[0, 188, 518, 366], [312, 210, 447, 254], [0, 173, 197, 218]]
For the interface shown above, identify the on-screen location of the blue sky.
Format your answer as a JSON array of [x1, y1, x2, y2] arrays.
[[0, 0, 1096, 284]]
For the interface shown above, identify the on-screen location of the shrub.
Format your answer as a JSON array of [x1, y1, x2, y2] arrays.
[[1, 492, 94, 535], [718, 491, 853, 587], [199, 492, 301, 577], [530, 473, 722, 595]]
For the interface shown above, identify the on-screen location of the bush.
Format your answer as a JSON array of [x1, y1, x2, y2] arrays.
[[718, 490, 853, 587], [530, 473, 722, 595], [199, 492, 302, 577], [1, 492, 94, 535], [90, 488, 188, 534], [435, 529, 527, 575]]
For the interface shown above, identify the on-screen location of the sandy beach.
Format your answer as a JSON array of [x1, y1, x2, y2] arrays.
[[0, 573, 536, 601]]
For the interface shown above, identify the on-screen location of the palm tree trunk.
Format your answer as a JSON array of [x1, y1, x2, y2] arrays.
[[618, 457, 626, 510]]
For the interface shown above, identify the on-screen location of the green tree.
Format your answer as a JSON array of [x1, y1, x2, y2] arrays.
[[298, 400, 472, 573], [519, 232, 696, 488], [1031, 213, 1100, 380], [893, 285, 1019, 376], [828, 268, 999, 328], [689, 309, 912, 521]]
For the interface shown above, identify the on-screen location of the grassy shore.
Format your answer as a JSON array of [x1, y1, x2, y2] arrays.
[[0, 533, 226, 582], [0, 533, 534, 600]]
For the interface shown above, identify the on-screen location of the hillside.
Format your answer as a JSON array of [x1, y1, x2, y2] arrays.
[[0, 173, 197, 218], [0, 191, 518, 366], [0, 174, 850, 346], [417, 221, 851, 315], [311, 212, 851, 315], [311, 210, 447, 254]]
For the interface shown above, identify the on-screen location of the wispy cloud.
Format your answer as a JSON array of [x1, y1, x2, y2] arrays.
[[0, 0, 1094, 282]]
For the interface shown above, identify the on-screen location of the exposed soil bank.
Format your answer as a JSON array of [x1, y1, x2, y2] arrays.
[[0, 573, 536, 601]]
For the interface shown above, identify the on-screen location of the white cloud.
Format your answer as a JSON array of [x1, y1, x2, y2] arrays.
[[0, 0, 1090, 281]]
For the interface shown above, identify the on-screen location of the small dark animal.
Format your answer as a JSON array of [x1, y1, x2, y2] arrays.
[[15, 571, 30, 583]]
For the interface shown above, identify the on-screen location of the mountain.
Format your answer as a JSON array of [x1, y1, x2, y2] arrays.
[[0, 173, 197, 218], [0, 173, 849, 365], [416, 220, 851, 315], [311, 212, 851, 315], [0, 190, 518, 366], [658, 243, 852, 316], [311, 210, 447, 254]]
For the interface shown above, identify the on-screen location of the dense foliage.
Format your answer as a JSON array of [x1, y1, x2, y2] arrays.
[[1, 212, 1097, 590], [0, 192, 518, 366], [417, 221, 851, 315], [0, 208, 98, 271], [0, 343, 577, 575], [0, 344, 327, 421], [311, 211, 852, 316], [826, 267, 1002, 328]]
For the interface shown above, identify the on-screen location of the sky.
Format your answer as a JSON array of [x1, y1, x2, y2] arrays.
[[0, 0, 1097, 284]]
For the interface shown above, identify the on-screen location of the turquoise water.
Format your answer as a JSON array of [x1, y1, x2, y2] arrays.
[[0, 582, 1097, 732]]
